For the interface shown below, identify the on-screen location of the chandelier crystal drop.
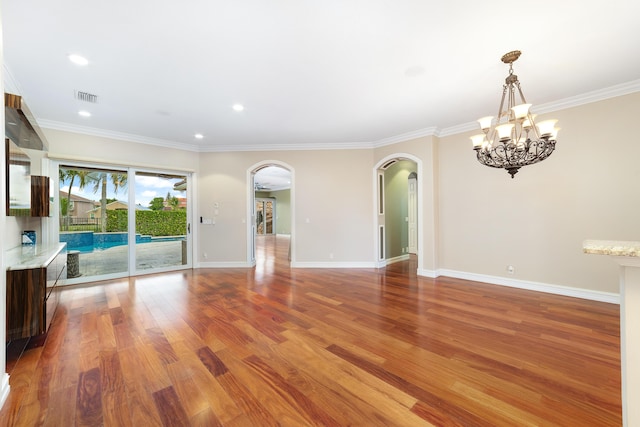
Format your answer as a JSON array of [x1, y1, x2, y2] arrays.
[[471, 50, 559, 178]]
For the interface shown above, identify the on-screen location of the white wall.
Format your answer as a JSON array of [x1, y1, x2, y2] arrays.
[[43, 128, 198, 172], [13, 91, 637, 298], [437, 92, 640, 295], [197, 149, 375, 266]]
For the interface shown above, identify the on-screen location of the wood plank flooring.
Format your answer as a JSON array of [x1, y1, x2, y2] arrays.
[[1, 235, 621, 426]]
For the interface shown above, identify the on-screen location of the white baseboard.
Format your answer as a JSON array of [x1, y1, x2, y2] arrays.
[[191, 260, 618, 304], [196, 261, 253, 268], [291, 261, 376, 268], [429, 269, 619, 304], [0, 373, 10, 411], [386, 254, 410, 265], [417, 268, 438, 278]]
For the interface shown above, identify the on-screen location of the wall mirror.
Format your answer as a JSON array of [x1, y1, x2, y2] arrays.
[[6, 137, 32, 216]]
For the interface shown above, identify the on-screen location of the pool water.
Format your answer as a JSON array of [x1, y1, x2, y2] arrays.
[[65, 236, 185, 254]]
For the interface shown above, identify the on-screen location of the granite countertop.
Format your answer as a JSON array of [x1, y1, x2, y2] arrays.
[[583, 240, 640, 257], [5, 242, 67, 271]]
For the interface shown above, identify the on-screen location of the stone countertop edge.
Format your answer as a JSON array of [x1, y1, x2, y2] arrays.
[[583, 240, 640, 257], [5, 242, 67, 271]]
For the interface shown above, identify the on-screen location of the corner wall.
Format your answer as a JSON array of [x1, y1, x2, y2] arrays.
[[0, 8, 10, 408], [437, 92, 640, 298]]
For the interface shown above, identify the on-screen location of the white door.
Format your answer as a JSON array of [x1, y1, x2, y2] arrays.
[[408, 174, 417, 254]]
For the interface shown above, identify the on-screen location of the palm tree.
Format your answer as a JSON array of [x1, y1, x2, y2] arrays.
[[166, 191, 179, 210], [59, 168, 89, 229], [88, 171, 128, 232]]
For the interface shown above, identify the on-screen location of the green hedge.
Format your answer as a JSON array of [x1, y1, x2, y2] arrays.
[[107, 210, 187, 236]]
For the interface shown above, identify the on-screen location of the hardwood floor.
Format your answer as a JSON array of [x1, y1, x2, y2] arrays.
[[1, 235, 621, 426]]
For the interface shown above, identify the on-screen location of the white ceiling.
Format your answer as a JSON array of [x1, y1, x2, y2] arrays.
[[254, 166, 291, 191], [3, 0, 640, 154]]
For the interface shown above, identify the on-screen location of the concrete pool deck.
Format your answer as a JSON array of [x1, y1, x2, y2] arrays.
[[70, 240, 186, 277]]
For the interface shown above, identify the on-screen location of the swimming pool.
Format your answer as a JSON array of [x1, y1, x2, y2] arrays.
[[60, 231, 185, 254]]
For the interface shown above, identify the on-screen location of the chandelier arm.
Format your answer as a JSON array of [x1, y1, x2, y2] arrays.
[[514, 81, 527, 104], [497, 85, 508, 123], [508, 84, 516, 123]]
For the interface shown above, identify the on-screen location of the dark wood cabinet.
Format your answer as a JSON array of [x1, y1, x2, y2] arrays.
[[6, 244, 66, 342], [30, 175, 50, 217], [5, 138, 51, 217]]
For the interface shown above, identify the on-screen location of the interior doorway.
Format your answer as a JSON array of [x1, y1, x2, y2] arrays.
[[248, 162, 294, 266], [255, 198, 275, 235], [374, 155, 420, 270]]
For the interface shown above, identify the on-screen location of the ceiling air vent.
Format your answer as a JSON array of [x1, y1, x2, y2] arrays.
[[75, 90, 98, 103]]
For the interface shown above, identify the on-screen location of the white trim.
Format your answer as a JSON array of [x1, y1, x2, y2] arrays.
[[201, 142, 373, 152], [531, 79, 640, 114], [0, 373, 9, 410], [372, 126, 438, 147], [291, 261, 376, 268], [417, 268, 438, 278], [246, 161, 296, 266], [439, 79, 640, 138], [373, 153, 426, 275], [47, 153, 195, 174], [197, 261, 254, 268], [433, 269, 619, 304], [38, 120, 202, 152], [26, 78, 640, 152], [386, 254, 410, 265], [375, 259, 387, 268]]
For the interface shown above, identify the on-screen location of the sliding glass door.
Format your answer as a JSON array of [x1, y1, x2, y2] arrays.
[[134, 171, 190, 272], [58, 165, 130, 279], [58, 163, 191, 282]]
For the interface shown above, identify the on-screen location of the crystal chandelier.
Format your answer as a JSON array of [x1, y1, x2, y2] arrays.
[[471, 50, 559, 178]]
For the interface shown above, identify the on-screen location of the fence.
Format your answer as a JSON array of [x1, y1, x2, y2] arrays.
[[60, 217, 101, 232]]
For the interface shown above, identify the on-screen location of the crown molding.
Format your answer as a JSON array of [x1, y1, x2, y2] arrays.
[[533, 78, 640, 114], [439, 79, 640, 138], [38, 119, 373, 153], [438, 122, 478, 138], [198, 141, 373, 153], [372, 126, 438, 148], [37, 119, 202, 152], [25, 78, 640, 152]]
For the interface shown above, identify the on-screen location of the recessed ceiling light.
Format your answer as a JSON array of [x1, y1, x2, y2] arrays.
[[78, 110, 91, 117], [232, 104, 244, 112], [194, 133, 204, 139], [68, 54, 89, 66]]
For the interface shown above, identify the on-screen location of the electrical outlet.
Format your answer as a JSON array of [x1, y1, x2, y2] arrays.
[[204, 253, 208, 259], [507, 265, 515, 274]]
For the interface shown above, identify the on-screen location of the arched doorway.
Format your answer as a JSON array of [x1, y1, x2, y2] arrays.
[[247, 161, 295, 267], [374, 154, 422, 272]]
